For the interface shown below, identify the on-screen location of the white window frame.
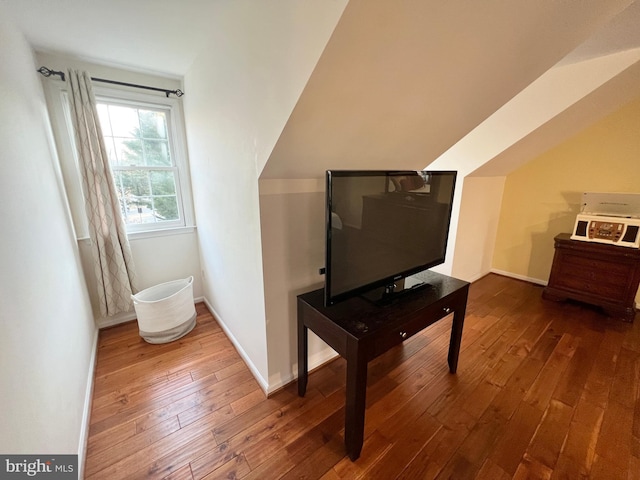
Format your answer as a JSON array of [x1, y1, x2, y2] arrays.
[[94, 89, 194, 236], [46, 80, 195, 240]]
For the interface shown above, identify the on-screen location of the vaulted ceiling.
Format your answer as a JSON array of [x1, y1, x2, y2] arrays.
[[260, 0, 640, 178], [3, 0, 640, 180]]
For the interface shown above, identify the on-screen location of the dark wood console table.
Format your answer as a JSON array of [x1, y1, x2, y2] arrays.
[[297, 271, 469, 460], [543, 233, 640, 321]]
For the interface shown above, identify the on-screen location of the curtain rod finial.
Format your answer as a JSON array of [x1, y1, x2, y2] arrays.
[[37, 66, 65, 81], [165, 89, 184, 98]]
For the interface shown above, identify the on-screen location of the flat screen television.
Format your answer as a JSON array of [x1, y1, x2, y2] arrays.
[[324, 170, 457, 306]]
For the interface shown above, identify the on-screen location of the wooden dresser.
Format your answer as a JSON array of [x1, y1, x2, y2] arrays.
[[543, 233, 640, 321]]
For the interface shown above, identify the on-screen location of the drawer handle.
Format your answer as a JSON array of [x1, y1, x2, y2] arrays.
[[443, 307, 451, 314], [400, 331, 407, 339]]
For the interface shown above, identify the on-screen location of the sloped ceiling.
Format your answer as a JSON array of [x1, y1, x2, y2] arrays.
[[432, 0, 640, 178], [469, 54, 640, 177], [428, 47, 640, 177], [2, 0, 639, 181], [260, 0, 635, 179]]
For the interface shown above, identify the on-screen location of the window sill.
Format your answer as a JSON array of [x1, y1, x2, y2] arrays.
[[128, 225, 197, 240], [77, 225, 196, 243]]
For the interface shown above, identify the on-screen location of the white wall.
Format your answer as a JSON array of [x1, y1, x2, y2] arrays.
[[450, 177, 506, 282], [259, 179, 337, 390], [0, 9, 96, 463], [35, 52, 203, 326], [183, 0, 347, 391]]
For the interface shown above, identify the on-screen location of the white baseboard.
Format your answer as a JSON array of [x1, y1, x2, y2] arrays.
[[96, 310, 137, 329], [490, 268, 548, 286], [464, 271, 492, 283], [78, 327, 99, 480], [267, 347, 339, 396], [202, 297, 270, 395], [202, 298, 339, 396], [490, 269, 639, 308]]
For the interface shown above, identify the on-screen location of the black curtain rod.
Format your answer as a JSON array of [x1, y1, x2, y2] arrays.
[[36, 66, 184, 98]]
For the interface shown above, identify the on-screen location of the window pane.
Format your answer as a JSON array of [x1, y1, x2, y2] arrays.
[[103, 136, 117, 164], [114, 137, 144, 166], [153, 196, 179, 221], [107, 105, 140, 137], [150, 171, 176, 195], [96, 104, 112, 136], [139, 110, 167, 139], [115, 170, 150, 197], [124, 196, 155, 224], [113, 170, 181, 225], [144, 139, 171, 166]]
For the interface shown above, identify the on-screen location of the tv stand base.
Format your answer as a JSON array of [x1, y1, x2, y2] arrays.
[[297, 271, 469, 460], [361, 281, 431, 306]]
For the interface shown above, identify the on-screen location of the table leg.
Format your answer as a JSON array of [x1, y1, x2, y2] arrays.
[[345, 341, 367, 460], [447, 304, 466, 374], [297, 303, 308, 397]]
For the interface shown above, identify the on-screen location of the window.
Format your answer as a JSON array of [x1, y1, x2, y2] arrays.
[[42, 77, 194, 239], [95, 96, 191, 234], [97, 103, 177, 227]]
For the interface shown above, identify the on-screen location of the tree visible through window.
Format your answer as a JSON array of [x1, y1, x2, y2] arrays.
[[97, 102, 182, 228]]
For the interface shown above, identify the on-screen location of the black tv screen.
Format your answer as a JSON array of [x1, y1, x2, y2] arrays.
[[324, 170, 457, 306]]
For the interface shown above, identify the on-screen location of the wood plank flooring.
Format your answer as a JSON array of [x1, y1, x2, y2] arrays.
[[84, 274, 640, 479]]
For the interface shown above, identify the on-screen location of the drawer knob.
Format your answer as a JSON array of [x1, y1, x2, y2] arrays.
[[443, 307, 451, 314], [400, 331, 407, 339]]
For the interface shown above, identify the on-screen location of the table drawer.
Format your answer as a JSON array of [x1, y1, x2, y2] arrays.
[[368, 303, 454, 360]]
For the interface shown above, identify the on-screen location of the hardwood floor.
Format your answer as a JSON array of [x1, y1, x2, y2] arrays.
[[84, 274, 640, 479]]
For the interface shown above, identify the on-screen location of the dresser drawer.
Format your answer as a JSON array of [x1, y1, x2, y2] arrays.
[[555, 261, 631, 291], [559, 253, 631, 276], [552, 272, 626, 301]]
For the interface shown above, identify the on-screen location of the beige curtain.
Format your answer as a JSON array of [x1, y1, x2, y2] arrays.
[[67, 70, 138, 317]]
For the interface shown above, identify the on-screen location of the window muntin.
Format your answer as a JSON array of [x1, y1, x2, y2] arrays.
[[96, 100, 186, 231]]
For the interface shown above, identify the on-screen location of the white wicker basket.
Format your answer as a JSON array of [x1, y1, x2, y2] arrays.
[[132, 276, 196, 344]]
